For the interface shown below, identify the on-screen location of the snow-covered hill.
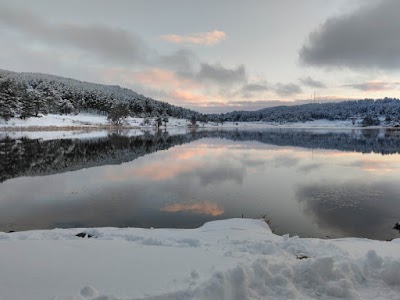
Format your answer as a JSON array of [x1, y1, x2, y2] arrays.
[[222, 98, 400, 125], [2, 68, 400, 127], [0, 69, 199, 121]]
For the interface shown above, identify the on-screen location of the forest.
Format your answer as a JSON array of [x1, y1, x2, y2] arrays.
[[1, 69, 400, 125]]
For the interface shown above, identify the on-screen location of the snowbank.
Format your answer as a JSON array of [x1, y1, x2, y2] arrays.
[[1, 219, 399, 299]]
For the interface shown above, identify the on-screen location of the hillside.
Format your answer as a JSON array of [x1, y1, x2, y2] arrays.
[[222, 98, 400, 125], [1, 69, 400, 126], [0, 69, 199, 121]]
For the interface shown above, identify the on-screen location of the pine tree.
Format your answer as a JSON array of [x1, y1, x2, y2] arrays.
[[0, 78, 19, 120]]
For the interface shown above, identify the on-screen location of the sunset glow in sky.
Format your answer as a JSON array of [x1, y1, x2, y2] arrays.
[[1, 0, 400, 112]]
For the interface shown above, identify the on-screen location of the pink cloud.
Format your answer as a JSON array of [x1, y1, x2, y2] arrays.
[[344, 80, 400, 92], [161, 30, 226, 46], [133, 68, 200, 90], [170, 90, 227, 106], [101, 67, 200, 91]]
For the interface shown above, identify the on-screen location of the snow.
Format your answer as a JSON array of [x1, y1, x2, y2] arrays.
[[0, 113, 192, 129], [0, 114, 192, 140], [0, 114, 390, 134], [0, 219, 399, 300], [0, 129, 146, 141]]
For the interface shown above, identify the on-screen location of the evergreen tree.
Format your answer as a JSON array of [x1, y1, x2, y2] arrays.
[[190, 115, 197, 126], [0, 78, 19, 120], [59, 99, 74, 115]]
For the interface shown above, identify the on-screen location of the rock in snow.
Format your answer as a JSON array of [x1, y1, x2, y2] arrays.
[[0, 219, 399, 299]]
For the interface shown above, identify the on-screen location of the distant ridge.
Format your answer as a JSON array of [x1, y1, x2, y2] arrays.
[[221, 98, 400, 124]]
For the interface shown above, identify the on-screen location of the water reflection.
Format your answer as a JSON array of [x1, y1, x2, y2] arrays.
[[2, 128, 400, 183], [161, 201, 224, 216], [1, 128, 400, 239], [296, 181, 400, 240]]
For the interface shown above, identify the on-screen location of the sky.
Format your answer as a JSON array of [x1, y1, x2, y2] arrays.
[[1, 0, 399, 113]]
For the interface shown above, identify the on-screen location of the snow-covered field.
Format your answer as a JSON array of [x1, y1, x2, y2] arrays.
[[0, 114, 383, 132], [0, 114, 188, 129], [1, 219, 399, 300]]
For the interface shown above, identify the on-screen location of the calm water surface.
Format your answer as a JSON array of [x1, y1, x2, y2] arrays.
[[1, 128, 400, 240]]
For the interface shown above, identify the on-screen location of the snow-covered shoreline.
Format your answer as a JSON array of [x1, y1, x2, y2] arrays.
[[1, 218, 399, 299], [0, 113, 397, 132]]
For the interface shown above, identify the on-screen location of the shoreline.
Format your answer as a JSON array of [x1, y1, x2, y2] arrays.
[[1, 114, 397, 132], [0, 124, 397, 132]]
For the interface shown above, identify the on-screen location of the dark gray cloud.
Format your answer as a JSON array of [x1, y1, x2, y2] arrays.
[[0, 4, 149, 64], [274, 83, 302, 96], [242, 83, 269, 92], [299, 76, 326, 88], [240, 83, 269, 98], [299, 0, 400, 70], [343, 81, 399, 91], [158, 49, 198, 74], [196, 63, 247, 87]]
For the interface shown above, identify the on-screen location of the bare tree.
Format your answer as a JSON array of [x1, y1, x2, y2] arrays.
[[107, 104, 130, 125]]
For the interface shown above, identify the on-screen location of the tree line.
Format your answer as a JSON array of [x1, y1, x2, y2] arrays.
[[2, 69, 400, 125]]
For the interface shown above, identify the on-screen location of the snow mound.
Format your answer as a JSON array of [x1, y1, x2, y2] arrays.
[[1, 219, 399, 299]]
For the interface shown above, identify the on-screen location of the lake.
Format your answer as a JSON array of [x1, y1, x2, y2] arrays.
[[1, 128, 400, 240]]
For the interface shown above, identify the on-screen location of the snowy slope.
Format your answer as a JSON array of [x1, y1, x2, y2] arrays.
[[0, 69, 198, 120], [0, 219, 399, 299]]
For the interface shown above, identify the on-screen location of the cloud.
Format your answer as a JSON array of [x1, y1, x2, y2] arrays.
[[299, 77, 326, 88], [133, 69, 200, 90], [299, 0, 400, 70], [242, 83, 269, 92], [170, 90, 210, 104], [274, 83, 302, 96], [343, 81, 400, 92], [239, 83, 269, 98], [195, 63, 247, 87], [0, 4, 149, 65], [157, 49, 198, 73], [161, 30, 226, 46]]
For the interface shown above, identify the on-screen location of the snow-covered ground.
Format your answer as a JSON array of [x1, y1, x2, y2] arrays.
[[0, 114, 178, 129], [0, 114, 389, 132], [1, 219, 399, 300], [0, 129, 146, 141]]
